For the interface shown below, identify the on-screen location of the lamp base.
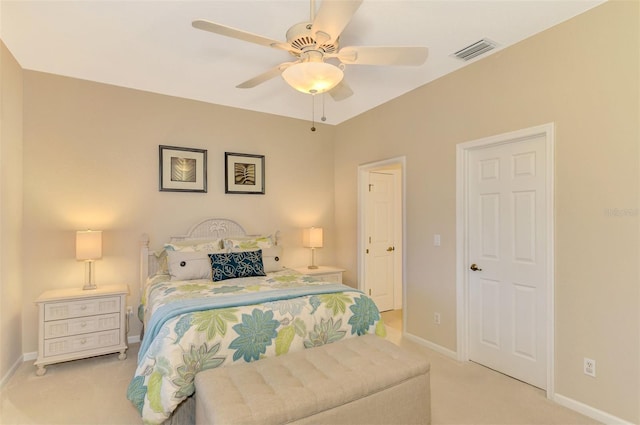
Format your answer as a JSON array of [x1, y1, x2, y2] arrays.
[[307, 247, 319, 270], [83, 261, 97, 290]]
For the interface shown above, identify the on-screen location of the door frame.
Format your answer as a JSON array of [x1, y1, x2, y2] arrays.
[[455, 123, 555, 397], [357, 157, 405, 312]]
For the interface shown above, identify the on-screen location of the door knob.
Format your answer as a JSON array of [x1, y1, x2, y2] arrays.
[[386, 246, 395, 252], [470, 263, 483, 271]]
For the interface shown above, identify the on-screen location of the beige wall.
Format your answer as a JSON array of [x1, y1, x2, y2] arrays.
[[0, 41, 24, 382], [21, 72, 337, 351], [334, 1, 639, 423]]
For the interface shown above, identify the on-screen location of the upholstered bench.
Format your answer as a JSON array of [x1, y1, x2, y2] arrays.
[[194, 334, 431, 425]]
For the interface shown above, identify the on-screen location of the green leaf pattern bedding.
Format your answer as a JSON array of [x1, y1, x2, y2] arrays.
[[127, 269, 386, 425]]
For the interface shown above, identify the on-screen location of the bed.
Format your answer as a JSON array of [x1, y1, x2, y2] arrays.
[[126, 218, 386, 425]]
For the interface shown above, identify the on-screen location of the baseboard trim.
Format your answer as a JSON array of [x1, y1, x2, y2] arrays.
[[23, 351, 37, 362], [402, 331, 458, 360], [554, 393, 635, 425], [0, 354, 24, 389], [128, 335, 140, 344]]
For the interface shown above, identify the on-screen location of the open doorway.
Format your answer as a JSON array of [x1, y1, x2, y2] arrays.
[[358, 157, 405, 329]]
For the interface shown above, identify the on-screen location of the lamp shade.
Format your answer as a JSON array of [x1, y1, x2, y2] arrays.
[[282, 62, 343, 94], [303, 227, 323, 248], [76, 230, 102, 260]]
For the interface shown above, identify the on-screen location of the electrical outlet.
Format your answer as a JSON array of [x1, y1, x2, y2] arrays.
[[434, 312, 441, 325], [584, 358, 596, 377]]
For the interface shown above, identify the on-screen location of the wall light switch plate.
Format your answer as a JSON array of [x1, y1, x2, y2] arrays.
[[434, 234, 441, 246]]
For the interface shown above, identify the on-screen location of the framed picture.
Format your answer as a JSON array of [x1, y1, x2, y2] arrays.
[[225, 152, 265, 194], [159, 145, 207, 192]]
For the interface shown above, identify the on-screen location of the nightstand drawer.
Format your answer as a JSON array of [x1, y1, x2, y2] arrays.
[[313, 273, 343, 283], [293, 267, 345, 284], [43, 329, 121, 357], [44, 296, 121, 321], [44, 313, 120, 339]]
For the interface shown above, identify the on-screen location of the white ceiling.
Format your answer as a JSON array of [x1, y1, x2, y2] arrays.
[[1, 0, 604, 125]]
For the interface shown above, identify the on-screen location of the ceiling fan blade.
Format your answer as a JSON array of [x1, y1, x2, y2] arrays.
[[329, 80, 354, 101], [337, 46, 429, 66], [236, 62, 298, 89], [311, 0, 363, 44], [192, 19, 296, 53]]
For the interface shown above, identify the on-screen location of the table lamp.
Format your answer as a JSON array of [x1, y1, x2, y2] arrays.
[[302, 227, 323, 269], [76, 230, 102, 290]]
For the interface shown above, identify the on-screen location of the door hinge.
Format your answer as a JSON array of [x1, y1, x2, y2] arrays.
[[368, 184, 374, 192], [369, 289, 371, 296], [366, 248, 369, 254]]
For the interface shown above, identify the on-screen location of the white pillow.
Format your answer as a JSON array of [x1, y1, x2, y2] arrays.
[[155, 239, 223, 275], [167, 251, 213, 281], [261, 246, 283, 272]]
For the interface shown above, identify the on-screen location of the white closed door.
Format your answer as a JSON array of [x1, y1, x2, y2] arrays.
[[365, 171, 395, 312], [468, 135, 548, 389]]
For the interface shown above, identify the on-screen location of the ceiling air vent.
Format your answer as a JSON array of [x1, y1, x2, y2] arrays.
[[453, 38, 498, 61]]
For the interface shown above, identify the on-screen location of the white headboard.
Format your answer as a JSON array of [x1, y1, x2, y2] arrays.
[[139, 218, 248, 292]]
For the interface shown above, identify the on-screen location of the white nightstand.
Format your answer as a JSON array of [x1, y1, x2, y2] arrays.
[[293, 266, 345, 283], [34, 284, 129, 376]]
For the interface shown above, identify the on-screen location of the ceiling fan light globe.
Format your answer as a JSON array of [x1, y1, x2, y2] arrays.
[[281, 62, 344, 94]]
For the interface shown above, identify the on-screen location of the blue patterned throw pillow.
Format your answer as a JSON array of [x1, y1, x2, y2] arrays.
[[209, 250, 266, 282]]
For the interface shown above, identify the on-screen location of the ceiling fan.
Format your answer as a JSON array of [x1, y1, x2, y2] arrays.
[[192, 0, 428, 101]]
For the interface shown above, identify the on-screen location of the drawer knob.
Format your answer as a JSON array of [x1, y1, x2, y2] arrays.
[[80, 338, 87, 345], [80, 305, 87, 310], [80, 322, 87, 328]]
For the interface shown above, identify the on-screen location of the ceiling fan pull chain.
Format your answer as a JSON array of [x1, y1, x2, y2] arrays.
[[321, 93, 327, 122], [311, 95, 316, 132]]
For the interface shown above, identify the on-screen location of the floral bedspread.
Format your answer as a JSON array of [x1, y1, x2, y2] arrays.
[[127, 269, 385, 425]]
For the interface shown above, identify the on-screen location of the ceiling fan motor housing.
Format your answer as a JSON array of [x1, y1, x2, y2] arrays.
[[286, 22, 338, 55]]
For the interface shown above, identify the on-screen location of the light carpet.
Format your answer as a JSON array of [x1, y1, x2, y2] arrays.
[[0, 311, 598, 425]]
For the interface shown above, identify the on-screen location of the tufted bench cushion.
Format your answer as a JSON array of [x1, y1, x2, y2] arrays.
[[194, 334, 430, 424]]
